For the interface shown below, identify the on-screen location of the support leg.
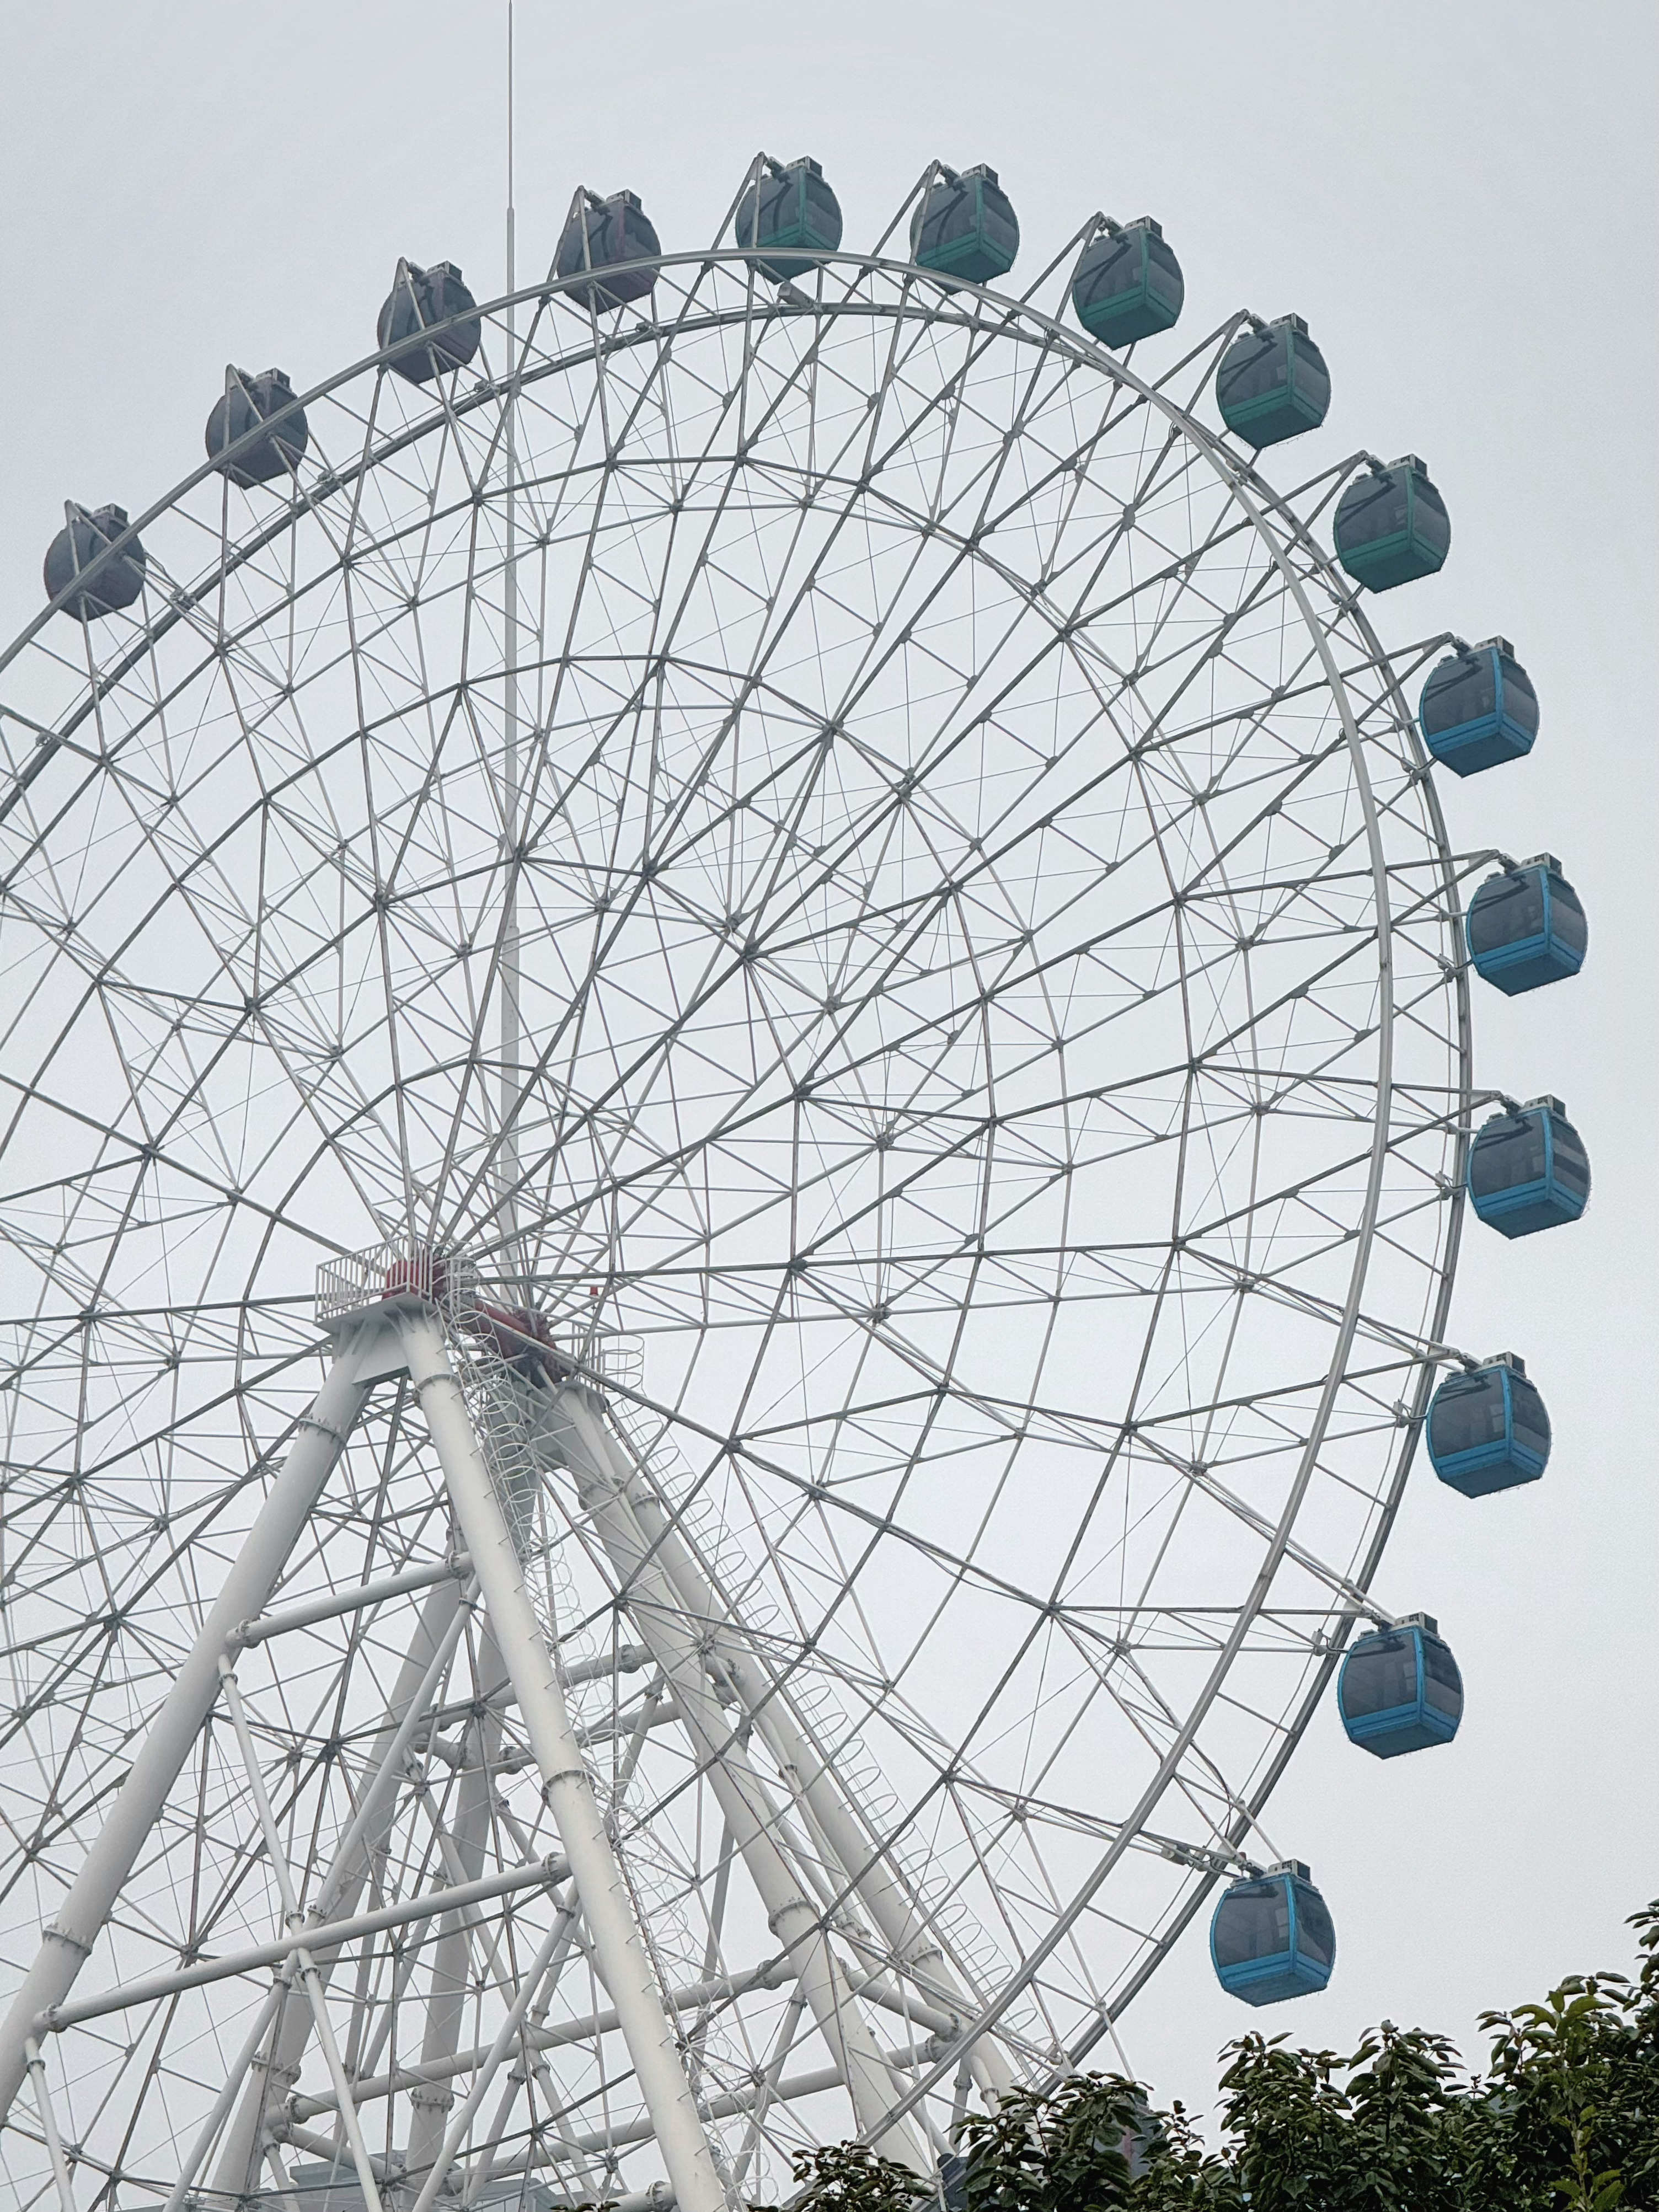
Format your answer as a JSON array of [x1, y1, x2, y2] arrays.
[[23, 2041, 76, 2212], [396, 1309, 727, 2212], [158, 1985, 283, 2212], [406, 1622, 507, 2175], [0, 1347, 374, 2129], [609, 1419, 1015, 2104], [212, 1572, 471, 2195], [217, 1659, 386, 2212], [547, 1386, 928, 2173], [404, 1907, 569, 2212]]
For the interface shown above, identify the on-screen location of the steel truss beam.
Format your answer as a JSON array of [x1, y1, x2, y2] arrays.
[[598, 1401, 1016, 2108], [543, 1377, 932, 2173]]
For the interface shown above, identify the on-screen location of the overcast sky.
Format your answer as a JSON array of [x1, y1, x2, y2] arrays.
[[0, 0, 1653, 2129]]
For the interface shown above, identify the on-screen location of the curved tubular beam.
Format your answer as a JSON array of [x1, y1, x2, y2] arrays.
[[1057, 594, 1476, 2068], [861, 391, 1419, 2151], [394, 1307, 727, 2212], [0, 1335, 377, 2131]]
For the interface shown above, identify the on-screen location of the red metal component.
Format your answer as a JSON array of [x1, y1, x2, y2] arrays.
[[469, 1300, 553, 1370], [381, 1247, 447, 1303]]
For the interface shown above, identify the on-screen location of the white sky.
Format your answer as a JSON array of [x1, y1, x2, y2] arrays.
[[0, 0, 1653, 2129]]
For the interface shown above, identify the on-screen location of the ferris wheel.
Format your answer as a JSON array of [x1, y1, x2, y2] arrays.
[[0, 149, 1587, 2212]]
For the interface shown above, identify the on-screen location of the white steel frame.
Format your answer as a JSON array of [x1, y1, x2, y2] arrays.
[[0, 164, 1484, 2208]]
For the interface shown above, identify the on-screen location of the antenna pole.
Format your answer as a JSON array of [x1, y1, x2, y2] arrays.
[[506, 0, 516, 298], [499, 0, 524, 1292]]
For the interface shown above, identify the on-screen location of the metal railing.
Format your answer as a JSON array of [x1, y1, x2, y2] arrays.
[[314, 1241, 642, 1394]]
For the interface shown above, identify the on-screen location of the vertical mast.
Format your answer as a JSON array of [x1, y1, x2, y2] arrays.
[[499, 0, 525, 1294]]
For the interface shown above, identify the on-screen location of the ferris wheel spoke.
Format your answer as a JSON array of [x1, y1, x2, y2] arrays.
[[480, 655, 1353, 1292]]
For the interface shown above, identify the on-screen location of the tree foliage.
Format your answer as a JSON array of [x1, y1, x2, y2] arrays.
[[955, 2073, 1144, 2212], [791, 1902, 1659, 2212]]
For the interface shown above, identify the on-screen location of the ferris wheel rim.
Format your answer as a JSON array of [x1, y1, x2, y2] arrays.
[[4, 247, 1361, 700], [1057, 564, 1475, 2065], [1, 253, 1463, 1665], [0, 233, 1473, 2192]]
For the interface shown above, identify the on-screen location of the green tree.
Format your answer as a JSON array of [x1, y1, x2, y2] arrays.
[[790, 1900, 1659, 2212], [1196, 2021, 1464, 2212], [789, 2140, 932, 2212], [955, 2072, 1144, 2212], [1453, 1901, 1659, 2209]]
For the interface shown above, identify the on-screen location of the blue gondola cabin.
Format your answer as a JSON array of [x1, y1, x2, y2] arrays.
[[1419, 636, 1539, 775], [1071, 218, 1184, 347], [1467, 1096, 1590, 1238], [1334, 454, 1450, 592], [1211, 1861, 1335, 2005], [44, 504, 146, 620], [911, 164, 1019, 287], [736, 157, 843, 282], [1338, 1613, 1463, 1757], [205, 367, 309, 485], [555, 191, 662, 312], [1467, 855, 1586, 994], [1216, 314, 1330, 447], [377, 261, 482, 385], [1427, 1353, 1550, 1497]]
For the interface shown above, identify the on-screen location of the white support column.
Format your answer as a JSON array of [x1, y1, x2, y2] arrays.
[[159, 1986, 283, 2212], [395, 1308, 728, 2212], [611, 1426, 1015, 2104], [405, 1622, 507, 2174], [23, 2039, 77, 2212], [212, 1571, 471, 2195], [0, 1343, 376, 2131], [403, 1906, 569, 2212], [216, 1659, 387, 2212], [547, 1387, 929, 2174]]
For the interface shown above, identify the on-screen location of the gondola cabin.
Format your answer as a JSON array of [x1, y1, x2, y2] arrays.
[[1216, 314, 1330, 446], [1466, 855, 1586, 994], [555, 192, 662, 312], [1467, 1096, 1590, 1238], [1338, 1613, 1463, 1756], [1211, 1861, 1335, 2005], [1334, 454, 1450, 591], [911, 164, 1019, 286], [44, 504, 146, 620], [1427, 1353, 1550, 1497], [1419, 636, 1539, 776], [735, 157, 843, 281], [205, 367, 308, 485], [1071, 218, 1184, 346], [377, 261, 482, 384]]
